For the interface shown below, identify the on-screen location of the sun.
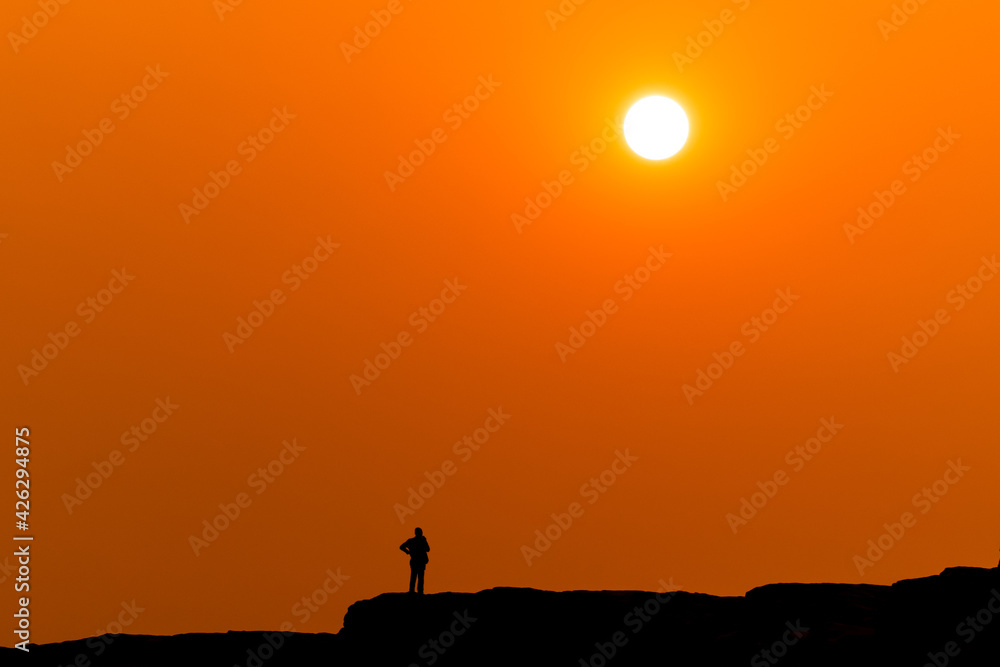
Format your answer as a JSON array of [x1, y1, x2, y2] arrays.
[[624, 96, 689, 161]]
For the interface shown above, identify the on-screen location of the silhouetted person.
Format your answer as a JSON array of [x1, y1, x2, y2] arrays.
[[400, 527, 430, 594]]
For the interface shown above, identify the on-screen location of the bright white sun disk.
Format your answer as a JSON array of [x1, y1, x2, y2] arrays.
[[624, 96, 689, 160]]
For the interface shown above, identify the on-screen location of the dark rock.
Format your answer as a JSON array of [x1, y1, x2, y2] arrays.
[[4, 567, 999, 666]]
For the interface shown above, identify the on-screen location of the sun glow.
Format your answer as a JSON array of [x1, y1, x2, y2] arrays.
[[624, 96, 689, 161]]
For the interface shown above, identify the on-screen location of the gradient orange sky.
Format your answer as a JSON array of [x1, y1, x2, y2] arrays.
[[3, 0, 999, 646]]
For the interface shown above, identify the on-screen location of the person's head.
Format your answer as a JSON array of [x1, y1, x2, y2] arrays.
[[414, 527, 423, 536]]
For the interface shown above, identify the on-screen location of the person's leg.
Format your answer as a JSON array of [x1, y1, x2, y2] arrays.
[[409, 566, 417, 593], [417, 568, 424, 594]]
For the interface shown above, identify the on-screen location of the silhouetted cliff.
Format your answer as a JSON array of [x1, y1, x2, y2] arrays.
[[5, 567, 999, 666]]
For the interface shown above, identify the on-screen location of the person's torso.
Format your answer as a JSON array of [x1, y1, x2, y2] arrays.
[[408, 537, 429, 562]]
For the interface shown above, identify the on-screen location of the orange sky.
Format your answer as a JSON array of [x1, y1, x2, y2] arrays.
[[3, 0, 999, 646]]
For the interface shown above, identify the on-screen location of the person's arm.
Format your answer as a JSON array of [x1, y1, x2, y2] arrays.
[[400, 541, 410, 554]]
